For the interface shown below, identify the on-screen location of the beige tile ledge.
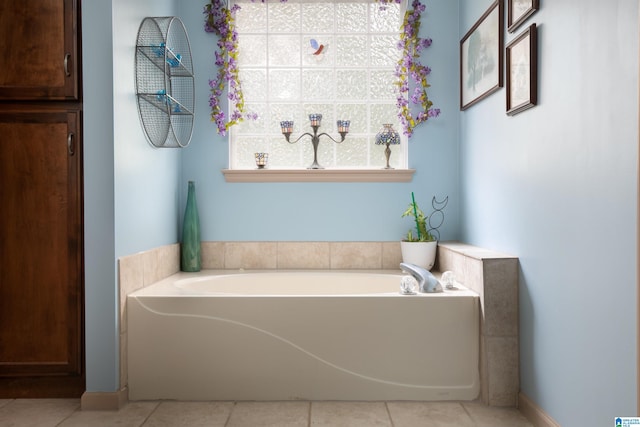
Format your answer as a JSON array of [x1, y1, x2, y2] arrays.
[[435, 241, 520, 407], [438, 241, 517, 260], [222, 168, 415, 182]]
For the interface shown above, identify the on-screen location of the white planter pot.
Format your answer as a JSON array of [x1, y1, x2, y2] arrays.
[[400, 240, 438, 271]]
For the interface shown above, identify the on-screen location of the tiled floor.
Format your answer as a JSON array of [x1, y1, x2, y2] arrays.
[[0, 399, 534, 427]]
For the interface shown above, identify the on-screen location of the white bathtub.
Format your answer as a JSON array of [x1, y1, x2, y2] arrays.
[[127, 270, 480, 401]]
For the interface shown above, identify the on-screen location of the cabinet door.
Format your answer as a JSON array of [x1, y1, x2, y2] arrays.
[[0, 0, 79, 100], [0, 109, 84, 397]]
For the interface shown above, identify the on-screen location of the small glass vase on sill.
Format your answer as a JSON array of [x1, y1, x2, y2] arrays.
[[375, 124, 401, 169], [254, 152, 269, 169]]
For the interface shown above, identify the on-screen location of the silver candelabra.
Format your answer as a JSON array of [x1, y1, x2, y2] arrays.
[[280, 114, 350, 169]]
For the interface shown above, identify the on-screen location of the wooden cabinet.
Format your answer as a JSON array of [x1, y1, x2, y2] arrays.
[[0, 0, 84, 398], [0, 0, 79, 100], [0, 108, 84, 397]]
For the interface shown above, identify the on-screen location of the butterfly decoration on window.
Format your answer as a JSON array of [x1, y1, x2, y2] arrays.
[[309, 38, 328, 60]]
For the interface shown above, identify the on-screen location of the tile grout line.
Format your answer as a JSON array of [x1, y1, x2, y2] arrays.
[[53, 400, 82, 427], [384, 401, 396, 427], [223, 401, 237, 427], [460, 401, 480, 427], [138, 400, 161, 427], [307, 401, 312, 427]]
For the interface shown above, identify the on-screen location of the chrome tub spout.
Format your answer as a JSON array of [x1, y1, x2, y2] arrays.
[[400, 262, 440, 293]]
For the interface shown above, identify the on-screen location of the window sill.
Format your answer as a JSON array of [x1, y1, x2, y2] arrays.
[[222, 169, 415, 183]]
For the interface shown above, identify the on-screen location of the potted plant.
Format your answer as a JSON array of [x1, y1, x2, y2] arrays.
[[400, 192, 447, 270]]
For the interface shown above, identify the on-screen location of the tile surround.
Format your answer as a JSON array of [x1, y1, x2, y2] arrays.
[[486, 336, 520, 406], [200, 241, 397, 270], [329, 242, 383, 269], [435, 242, 519, 407], [224, 242, 278, 269], [201, 241, 225, 269], [381, 241, 403, 269], [277, 242, 331, 269], [116, 241, 519, 410], [113, 243, 180, 408]]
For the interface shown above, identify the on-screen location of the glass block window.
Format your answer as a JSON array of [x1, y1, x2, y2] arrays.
[[230, 0, 407, 169]]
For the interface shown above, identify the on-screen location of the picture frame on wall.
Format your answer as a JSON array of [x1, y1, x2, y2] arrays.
[[508, 0, 539, 33], [506, 23, 537, 116], [460, 0, 504, 110]]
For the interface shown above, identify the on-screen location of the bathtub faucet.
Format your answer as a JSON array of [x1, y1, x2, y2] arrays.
[[399, 263, 439, 293]]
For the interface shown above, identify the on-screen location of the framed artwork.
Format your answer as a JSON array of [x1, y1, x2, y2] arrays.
[[506, 23, 537, 116], [460, 0, 504, 110], [508, 0, 539, 33]]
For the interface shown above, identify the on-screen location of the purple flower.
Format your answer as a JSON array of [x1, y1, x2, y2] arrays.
[[230, 110, 242, 122], [428, 108, 441, 118], [203, 0, 259, 134], [393, 0, 440, 137], [214, 52, 224, 67]]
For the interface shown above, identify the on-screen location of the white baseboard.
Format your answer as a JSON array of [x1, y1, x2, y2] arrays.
[[519, 392, 561, 427], [80, 387, 128, 411]]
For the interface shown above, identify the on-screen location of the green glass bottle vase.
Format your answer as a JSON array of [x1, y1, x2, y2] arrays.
[[181, 181, 201, 272]]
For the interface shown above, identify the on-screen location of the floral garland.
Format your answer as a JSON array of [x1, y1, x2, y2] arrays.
[[203, 1, 243, 135], [395, 0, 440, 137], [203, 0, 438, 137]]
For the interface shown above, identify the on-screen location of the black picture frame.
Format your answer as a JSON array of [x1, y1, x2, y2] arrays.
[[506, 23, 537, 116], [460, 0, 504, 111], [508, 0, 539, 33]]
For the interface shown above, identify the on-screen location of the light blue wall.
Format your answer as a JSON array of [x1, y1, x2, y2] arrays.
[[113, 1, 182, 258], [177, 0, 461, 242], [83, 0, 181, 392], [83, 0, 117, 394], [459, 0, 638, 424]]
